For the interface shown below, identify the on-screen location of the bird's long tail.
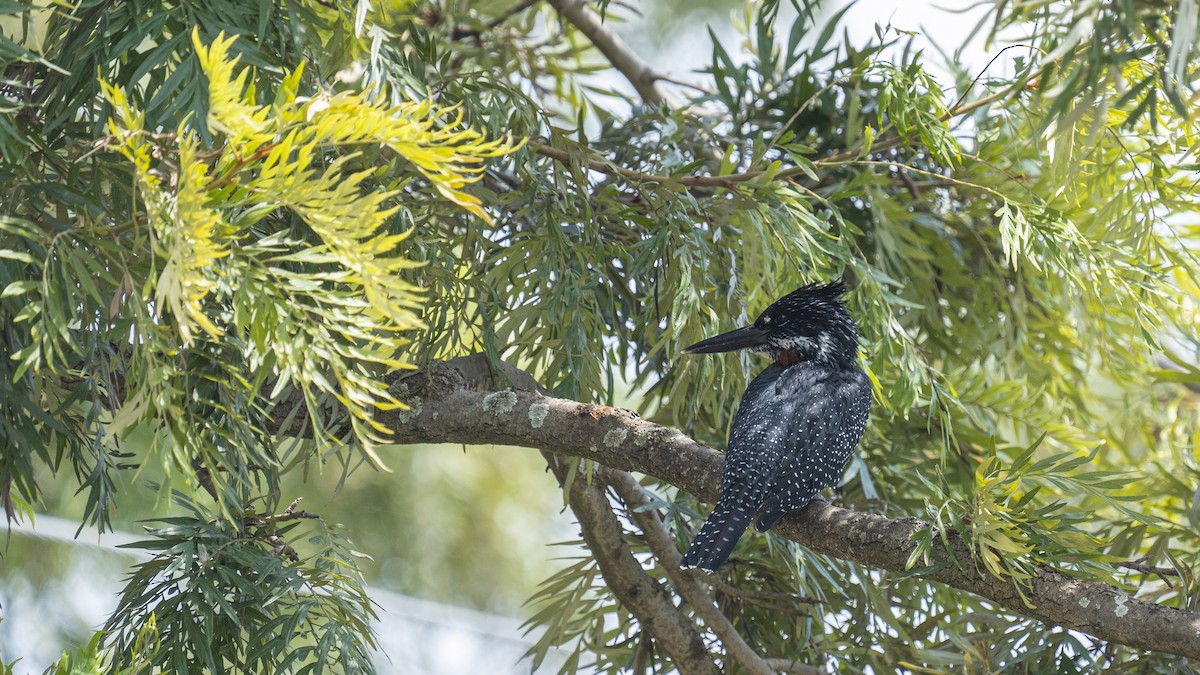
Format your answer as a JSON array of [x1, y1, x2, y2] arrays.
[[679, 501, 757, 573]]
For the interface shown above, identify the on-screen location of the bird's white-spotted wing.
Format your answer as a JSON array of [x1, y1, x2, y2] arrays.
[[753, 364, 871, 531]]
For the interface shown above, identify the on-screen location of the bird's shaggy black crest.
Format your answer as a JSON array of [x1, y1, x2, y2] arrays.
[[749, 281, 859, 366]]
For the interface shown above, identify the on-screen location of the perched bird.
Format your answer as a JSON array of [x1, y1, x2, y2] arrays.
[[679, 281, 871, 573]]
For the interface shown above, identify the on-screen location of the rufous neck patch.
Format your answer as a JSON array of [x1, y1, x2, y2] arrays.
[[777, 347, 800, 366]]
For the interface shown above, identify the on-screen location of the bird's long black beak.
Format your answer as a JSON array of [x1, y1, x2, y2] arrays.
[[683, 326, 768, 354]]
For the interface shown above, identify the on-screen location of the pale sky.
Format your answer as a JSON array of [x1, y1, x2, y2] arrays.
[[616, 0, 1013, 103]]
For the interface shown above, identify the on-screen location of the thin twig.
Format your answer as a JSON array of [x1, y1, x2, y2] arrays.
[[948, 44, 1042, 113], [811, 160, 1009, 200], [486, 0, 541, 30], [260, 497, 321, 524], [658, 74, 715, 95], [1120, 557, 1184, 587]]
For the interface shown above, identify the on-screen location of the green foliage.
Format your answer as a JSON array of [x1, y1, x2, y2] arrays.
[[910, 438, 1138, 597], [4, 0, 1200, 672], [104, 494, 376, 674], [2, 1, 515, 671], [42, 624, 156, 675], [42, 634, 107, 675], [992, 0, 1200, 123], [522, 551, 614, 674]]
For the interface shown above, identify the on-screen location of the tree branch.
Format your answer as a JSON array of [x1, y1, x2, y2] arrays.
[[372, 355, 1200, 660], [545, 0, 668, 106], [545, 453, 720, 674], [606, 468, 822, 675]]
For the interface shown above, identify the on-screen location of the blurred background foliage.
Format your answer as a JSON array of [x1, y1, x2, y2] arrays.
[[2, 0, 1200, 672]]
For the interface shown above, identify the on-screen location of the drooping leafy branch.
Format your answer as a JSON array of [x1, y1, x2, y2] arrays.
[[3, 16, 519, 670]]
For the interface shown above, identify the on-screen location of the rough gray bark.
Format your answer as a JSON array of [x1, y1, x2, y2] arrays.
[[377, 355, 1200, 660]]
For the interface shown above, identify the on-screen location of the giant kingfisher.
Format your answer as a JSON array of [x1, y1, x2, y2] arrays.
[[679, 281, 871, 572]]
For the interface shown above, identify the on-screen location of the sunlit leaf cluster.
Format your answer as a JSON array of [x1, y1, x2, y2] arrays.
[[2, 1, 516, 670]]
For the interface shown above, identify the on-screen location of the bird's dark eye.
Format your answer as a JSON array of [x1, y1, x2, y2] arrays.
[[762, 316, 772, 325]]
